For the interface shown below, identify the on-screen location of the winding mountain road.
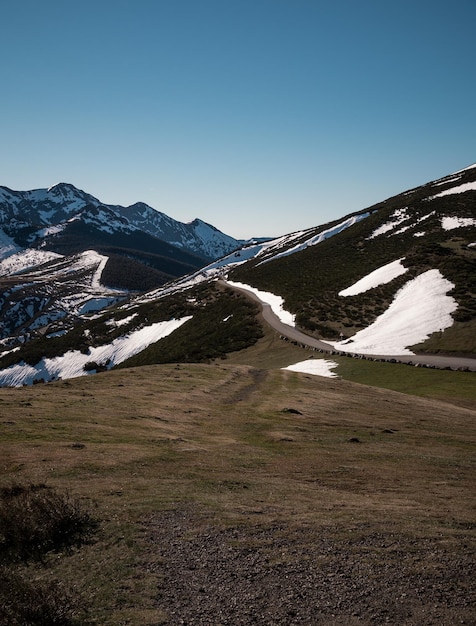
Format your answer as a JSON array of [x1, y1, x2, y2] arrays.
[[222, 280, 476, 372]]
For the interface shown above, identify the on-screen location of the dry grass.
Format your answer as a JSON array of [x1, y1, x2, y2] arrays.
[[1, 360, 475, 624]]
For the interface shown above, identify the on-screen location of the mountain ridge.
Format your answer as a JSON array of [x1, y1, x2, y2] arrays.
[[0, 182, 244, 261], [0, 164, 474, 385], [0, 182, 246, 339]]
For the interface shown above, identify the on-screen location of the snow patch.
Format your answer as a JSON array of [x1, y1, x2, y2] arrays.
[[106, 313, 139, 327], [259, 214, 370, 265], [46, 330, 67, 338], [78, 297, 118, 315], [329, 270, 457, 356], [36, 224, 66, 238], [434, 175, 463, 187], [441, 216, 476, 230], [0, 229, 20, 261], [368, 208, 409, 239], [0, 249, 62, 276], [283, 359, 338, 378]]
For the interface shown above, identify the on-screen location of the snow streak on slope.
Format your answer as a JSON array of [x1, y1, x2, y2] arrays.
[[330, 270, 457, 355], [368, 208, 409, 239], [258, 214, 370, 265], [139, 214, 373, 304], [106, 313, 138, 328], [36, 224, 67, 238], [226, 281, 296, 326], [429, 180, 476, 199], [135, 239, 288, 303], [338, 259, 408, 296], [452, 163, 476, 174], [0, 316, 192, 386], [367, 205, 456, 240]]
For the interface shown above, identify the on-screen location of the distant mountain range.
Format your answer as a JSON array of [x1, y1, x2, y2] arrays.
[[0, 182, 244, 261], [0, 164, 474, 385], [0, 182, 245, 340]]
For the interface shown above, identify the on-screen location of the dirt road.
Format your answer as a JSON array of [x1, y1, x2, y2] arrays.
[[223, 280, 476, 372]]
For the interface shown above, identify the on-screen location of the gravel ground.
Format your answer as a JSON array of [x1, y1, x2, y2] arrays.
[[144, 506, 475, 625]]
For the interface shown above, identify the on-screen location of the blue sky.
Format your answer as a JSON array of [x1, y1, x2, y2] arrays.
[[2, 0, 475, 238]]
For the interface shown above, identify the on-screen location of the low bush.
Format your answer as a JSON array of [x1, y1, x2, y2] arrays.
[[0, 483, 97, 562], [117, 285, 263, 368]]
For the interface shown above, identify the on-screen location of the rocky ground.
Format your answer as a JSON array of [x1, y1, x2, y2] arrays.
[[144, 505, 475, 626]]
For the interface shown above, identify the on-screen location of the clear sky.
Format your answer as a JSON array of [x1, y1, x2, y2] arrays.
[[2, 0, 475, 239]]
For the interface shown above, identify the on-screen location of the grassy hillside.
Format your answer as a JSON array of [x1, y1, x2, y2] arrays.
[[224, 324, 476, 409], [117, 283, 263, 368], [1, 360, 474, 624], [230, 186, 476, 353]]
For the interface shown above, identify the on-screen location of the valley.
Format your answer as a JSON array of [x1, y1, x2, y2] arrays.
[[0, 165, 475, 624]]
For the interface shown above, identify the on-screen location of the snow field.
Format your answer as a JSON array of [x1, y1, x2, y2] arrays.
[[0, 316, 192, 386], [441, 216, 476, 230], [430, 181, 476, 199], [330, 270, 457, 355], [0, 248, 62, 275]]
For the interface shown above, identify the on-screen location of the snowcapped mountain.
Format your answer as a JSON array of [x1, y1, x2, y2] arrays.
[[0, 182, 244, 344], [0, 183, 243, 260], [0, 183, 99, 233], [0, 164, 474, 386], [110, 201, 243, 260]]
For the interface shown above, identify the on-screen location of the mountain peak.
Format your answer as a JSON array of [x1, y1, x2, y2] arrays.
[[189, 217, 215, 229], [47, 182, 77, 191], [46, 182, 85, 197]]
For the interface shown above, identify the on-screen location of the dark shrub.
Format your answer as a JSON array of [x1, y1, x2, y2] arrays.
[[0, 484, 97, 562]]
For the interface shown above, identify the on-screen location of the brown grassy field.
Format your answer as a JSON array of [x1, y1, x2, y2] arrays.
[[1, 344, 475, 624]]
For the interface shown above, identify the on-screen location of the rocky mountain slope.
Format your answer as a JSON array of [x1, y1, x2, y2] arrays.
[[0, 164, 474, 385], [0, 182, 244, 341], [0, 182, 243, 260]]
